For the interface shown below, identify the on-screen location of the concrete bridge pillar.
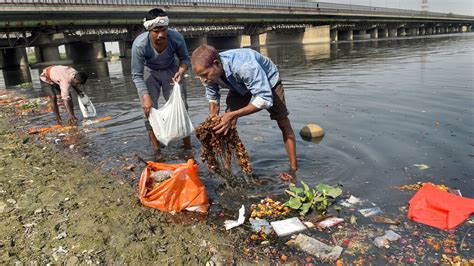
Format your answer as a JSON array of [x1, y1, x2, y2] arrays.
[[34, 34, 61, 63], [185, 36, 207, 51], [67, 42, 106, 63], [330, 29, 338, 42], [397, 28, 406, 37], [388, 28, 398, 37], [1, 68, 32, 87], [468, 25, 472, 32], [302, 26, 330, 44], [408, 28, 418, 36], [353, 30, 370, 40], [368, 28, 378, 39], [426, 27, 433, 35], [250, 34, 261, 46], [207, 36, 241, 50], [338, 30, 353, 41], [419, 27, 426, 35], [119, 41, 133, 58], [0, 47, 29, 69], [377, 28, 388, 38]]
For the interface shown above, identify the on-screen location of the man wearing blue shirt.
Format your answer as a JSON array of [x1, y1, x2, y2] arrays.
[[132, 8, 191, 159], [191, 45, 298, 176]]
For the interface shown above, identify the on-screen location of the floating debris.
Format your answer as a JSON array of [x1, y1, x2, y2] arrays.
[[413, 164, 430, 170], [271, 217, 307, 237], [359, 207, 382, 217]]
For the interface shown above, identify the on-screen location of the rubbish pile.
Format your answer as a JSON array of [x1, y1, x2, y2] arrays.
[[195, 116, 252, 177], [219, 181, 473, 264]]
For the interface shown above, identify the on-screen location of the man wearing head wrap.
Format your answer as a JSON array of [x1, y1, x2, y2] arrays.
[[40, 65, 88, 125], [132, 8, 191, 160]]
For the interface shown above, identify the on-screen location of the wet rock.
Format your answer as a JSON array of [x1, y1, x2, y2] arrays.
[[65, 255, 79, 266], [56, 232, 67, 240], [0, 201, 6, 212], [6, 198, 16, 205]]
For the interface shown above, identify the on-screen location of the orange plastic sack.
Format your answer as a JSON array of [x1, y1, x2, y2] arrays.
[[139, 159, 209, 213], [407, 183, 474, 230]]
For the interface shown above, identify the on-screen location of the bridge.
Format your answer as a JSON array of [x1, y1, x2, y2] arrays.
[[0, 0, 473, 70]]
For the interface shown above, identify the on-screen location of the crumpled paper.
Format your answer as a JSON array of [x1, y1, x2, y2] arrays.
[[224, 205, 245, 230]]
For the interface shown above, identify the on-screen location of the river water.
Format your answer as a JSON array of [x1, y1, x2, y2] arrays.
[[1, 33, 473, 208]]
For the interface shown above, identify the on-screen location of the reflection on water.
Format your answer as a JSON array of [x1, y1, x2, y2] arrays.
[[1, 33, 473, 206]]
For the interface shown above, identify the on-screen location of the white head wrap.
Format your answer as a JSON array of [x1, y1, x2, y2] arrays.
[[143, 16, 169, 30]]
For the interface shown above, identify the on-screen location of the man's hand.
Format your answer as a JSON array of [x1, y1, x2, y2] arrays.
[[142, 94, 153, 117], [213, 112, 236, 135], [67, 115, 77, 125], [172, 71, 183, 84]]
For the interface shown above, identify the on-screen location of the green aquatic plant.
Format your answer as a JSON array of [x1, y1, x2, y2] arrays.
[[18, 82, 33, 89], [284, 181, 342, 216]]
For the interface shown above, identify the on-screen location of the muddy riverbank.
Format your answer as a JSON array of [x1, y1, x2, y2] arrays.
[[0, 104, 237, 264]]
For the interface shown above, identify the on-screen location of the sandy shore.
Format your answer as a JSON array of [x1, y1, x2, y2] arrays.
[[0, 107, 234, 264]]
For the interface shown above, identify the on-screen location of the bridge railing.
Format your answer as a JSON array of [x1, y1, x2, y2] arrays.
[[0, 0, 470, 19]]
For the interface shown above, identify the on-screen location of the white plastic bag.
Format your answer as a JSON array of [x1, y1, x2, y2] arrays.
[[77, 94, 97, 118], [148, 83, 194, 146]]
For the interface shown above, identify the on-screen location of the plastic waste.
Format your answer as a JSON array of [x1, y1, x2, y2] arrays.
[[408, 183, 474, 230], [359, 207, 382, 217], [340, 195, 361, 207], [138, 159, 209, 213], [249, 218, 272, 234], [224, 205, 245, 230], [292, 233, 343, 260], [148, 83, 194, 146], [271, 217, 307, 237], [77, 94, 96, 118], [317, 217, 345, 228], [373, 230, 401, 248], [150, 170, 173, 183]]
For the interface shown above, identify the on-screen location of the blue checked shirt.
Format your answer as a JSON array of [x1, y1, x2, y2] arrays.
[[204, 48, 280, 109]]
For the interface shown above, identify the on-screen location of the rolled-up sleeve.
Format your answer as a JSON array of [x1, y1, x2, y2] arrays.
[[131, 43, 148, 98], [175, 34, 191, 69], [205, 83, 221, 104], [239, 63, 273, 109]]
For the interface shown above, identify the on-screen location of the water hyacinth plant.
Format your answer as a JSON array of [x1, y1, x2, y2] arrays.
[[284, 181, 342, 216]]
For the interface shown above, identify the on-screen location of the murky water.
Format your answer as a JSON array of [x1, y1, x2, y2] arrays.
[[1, 33, 473, 207]]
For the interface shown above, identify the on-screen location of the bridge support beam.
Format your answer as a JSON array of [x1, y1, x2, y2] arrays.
[[397, 28, 406, 37], [34, 34, 61, 63], [377, 28, 388, 38], [353, 30, 370, 40], [0, 47, 29, 69], [388, 28, 398, 37], [330, 29, 338, 42], [67, 42, 106, 63], [302, 26, 330, 44], [338, 30, 353, 41], [419, 27, 426, 35], [469, 25, 472, 32], [264, 30, 305, 45], [119, 41, 133, 58], [185, 36, 207, 51], [408, 28, 418, 36], [368, 28, 378, 39]]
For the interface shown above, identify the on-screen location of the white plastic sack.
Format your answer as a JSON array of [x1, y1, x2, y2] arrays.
[[77, 94, 97, 118], [149, 83, 194, 146]]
